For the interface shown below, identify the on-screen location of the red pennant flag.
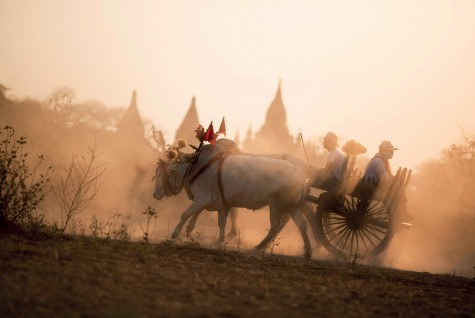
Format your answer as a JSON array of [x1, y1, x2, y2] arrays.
[[217, 117, 226, 137], [203, 122, 215, 145]]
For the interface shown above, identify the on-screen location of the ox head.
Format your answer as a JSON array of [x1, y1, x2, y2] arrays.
[[153, 159, 185, 200]]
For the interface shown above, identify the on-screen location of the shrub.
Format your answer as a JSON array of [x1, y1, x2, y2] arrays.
[[89, 213, 131, 241], [140, 205, 158, 243], [0, 126, 52, 229], [54, 146, 107, 233]]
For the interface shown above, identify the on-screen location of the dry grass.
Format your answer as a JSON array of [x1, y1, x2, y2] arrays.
[[1, 233, 474, 317]]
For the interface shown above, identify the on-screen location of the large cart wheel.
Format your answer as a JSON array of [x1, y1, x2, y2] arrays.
[[315, 191, 395, 259]]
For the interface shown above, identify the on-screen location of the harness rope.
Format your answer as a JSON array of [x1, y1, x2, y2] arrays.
[[158, 161, 177, 196], [189, 152, 226, 184], [189, 152, 229, 207], [216, 155, 228, 207], [159, 151, 229, 207]]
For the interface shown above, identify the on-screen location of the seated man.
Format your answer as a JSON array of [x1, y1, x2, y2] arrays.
[[363, 140, 398, 185], [364, 140, 413, 223], [311, 132, 345, 190]]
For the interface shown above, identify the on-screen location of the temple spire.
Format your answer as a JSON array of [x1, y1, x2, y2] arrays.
[[242, 79, 294, 154], [130, 90, 137, 110], [117, 90, 144, 138], [263, 79, 287, 131], [275, 78, 282, 102], [174, 96, 200, 149]]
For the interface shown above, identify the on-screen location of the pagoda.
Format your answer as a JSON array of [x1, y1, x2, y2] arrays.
[[116, 90, 144, 140], [242, 80, 298, 154], [174, 96, 200, 150]]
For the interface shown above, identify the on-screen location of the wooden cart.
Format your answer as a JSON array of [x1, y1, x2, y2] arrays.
[[305, 155, 412, 259]]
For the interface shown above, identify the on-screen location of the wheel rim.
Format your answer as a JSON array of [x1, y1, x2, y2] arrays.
[[317, 194, 393, 259]]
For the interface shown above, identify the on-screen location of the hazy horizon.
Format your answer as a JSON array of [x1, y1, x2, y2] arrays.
[[2, 0, 475, 170]]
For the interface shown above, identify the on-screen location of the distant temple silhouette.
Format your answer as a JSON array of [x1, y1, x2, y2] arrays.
[[109, 82, 319, 167], [168, 80, 319, 160], [241, 80, 300, 155], [174, 96, 200, 151], [73, 82, 318, 183], [117, 90, 144, 140]]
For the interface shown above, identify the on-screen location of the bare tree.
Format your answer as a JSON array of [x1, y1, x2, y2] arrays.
[[54, 145, 107, 233]]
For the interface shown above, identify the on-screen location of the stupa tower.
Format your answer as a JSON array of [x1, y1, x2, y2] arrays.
[[174, 96, 200, 149], [242, 80, 296, 154], [117, 90, 144, 139]]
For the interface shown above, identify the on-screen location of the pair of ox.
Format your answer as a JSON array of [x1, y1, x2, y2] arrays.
[[153, 141, 316, 258]]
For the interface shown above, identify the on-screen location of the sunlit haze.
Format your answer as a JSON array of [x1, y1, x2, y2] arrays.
[[2, 0, 475, 169]]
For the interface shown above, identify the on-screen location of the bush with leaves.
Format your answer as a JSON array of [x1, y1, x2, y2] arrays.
[[0, 126, 52, 229]]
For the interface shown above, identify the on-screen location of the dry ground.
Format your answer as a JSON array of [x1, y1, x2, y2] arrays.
[[1, 233, 474, 318]]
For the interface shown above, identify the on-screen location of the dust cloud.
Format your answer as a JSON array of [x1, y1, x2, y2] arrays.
[[1, 86, 473, 278], [380, 156, 475, 277]]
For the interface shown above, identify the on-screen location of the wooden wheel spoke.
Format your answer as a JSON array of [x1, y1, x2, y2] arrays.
[[316, 194, 395, 259], [330, 206, 350, 218], [323, 220, 347, 228], [326, 221, 350, 239], [354, 230, 361, 254], [356, 200, 370, 214], [359, 227, 378, 248], [338, 228, 353, 252], [364, 218, 390, 231], [344, 196, 357, 213], [350, 229, 360, 255], [331, 227, 351, 249], [322, 214, 346, 227], [365, 204, 387, 217], [363, 224, 386, 242], [356, 229, 370, 254], [324, 222, 348, 236], [364, 223, 388, 236], [323, 214, 346, 222]]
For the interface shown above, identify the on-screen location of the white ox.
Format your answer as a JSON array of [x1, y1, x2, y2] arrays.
[[153, 144, 313, 258]]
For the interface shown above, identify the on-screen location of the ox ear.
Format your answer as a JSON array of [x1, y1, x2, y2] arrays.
[[159, 158, 166, 165]]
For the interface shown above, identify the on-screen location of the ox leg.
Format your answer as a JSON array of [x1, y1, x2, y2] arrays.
[[302, 201, 320, 249], [225, 207, 238, 241], [216, 209, 227, 245], [171, 202, 205, 240], [186, 210, 203, 236], [290, 207, 312, 259], [253, 206, 290, 253]]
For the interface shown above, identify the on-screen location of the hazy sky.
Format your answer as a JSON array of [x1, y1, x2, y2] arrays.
[[2, 0, 475, 169]]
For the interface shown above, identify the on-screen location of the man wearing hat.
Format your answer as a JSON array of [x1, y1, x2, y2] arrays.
[[311, 132, 345, 190], [363, 140, 398, 184], [364, 140, 414, 223]]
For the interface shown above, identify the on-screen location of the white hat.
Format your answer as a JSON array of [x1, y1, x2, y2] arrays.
[[379, 140, 399, 150]]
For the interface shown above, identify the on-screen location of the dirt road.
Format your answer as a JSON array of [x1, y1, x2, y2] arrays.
[[1, 234, 474, 317]]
